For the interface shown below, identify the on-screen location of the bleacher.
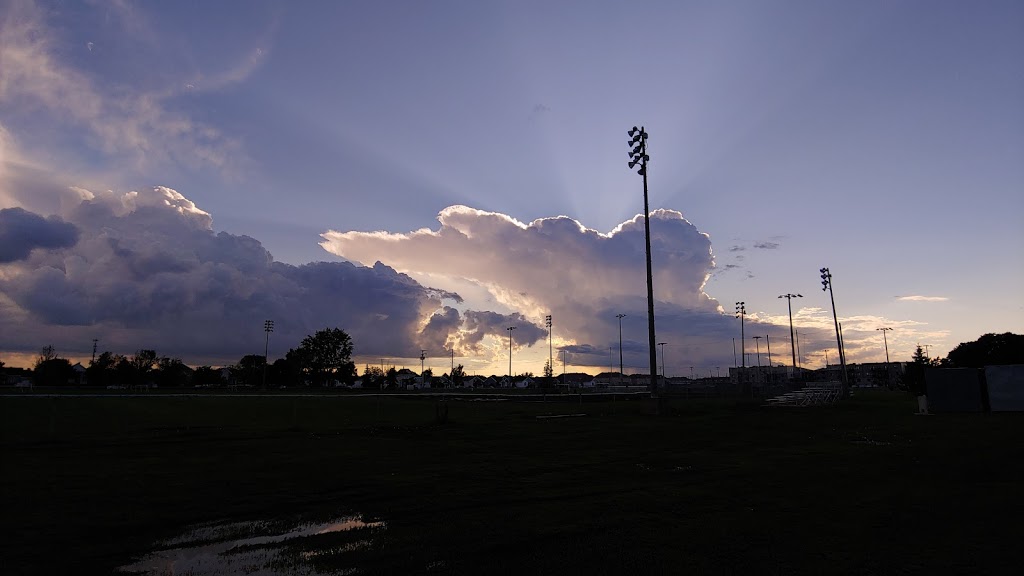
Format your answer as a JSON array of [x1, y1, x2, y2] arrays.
[[764, 382, 844, 407]]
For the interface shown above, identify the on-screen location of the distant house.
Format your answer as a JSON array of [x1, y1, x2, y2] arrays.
[[467, 375, 486, 388], [514, 376, 534, 389], [71, 362, 87, 385]]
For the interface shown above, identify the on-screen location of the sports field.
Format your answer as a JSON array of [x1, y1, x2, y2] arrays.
[[2, 391, 1021, 575]]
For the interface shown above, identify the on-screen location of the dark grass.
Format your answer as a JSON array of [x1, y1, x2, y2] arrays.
[[2, 391, 1022, 575]]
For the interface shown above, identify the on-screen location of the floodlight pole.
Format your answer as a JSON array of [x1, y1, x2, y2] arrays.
[[778, 293, 802, 372], [263, 320, 274, 389], [877, 327, 892, 364], [507, 326, 516, 379], [877, 327, 893, 387], [658, 342, 667, 382], [616, 313, 626, 386], [820, 267, 849, 392], [546, 315, 553, 381], [627, 125, 658, 396]]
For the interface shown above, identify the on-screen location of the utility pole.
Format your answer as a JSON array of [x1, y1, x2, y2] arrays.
[[766, 334, 773, 383], [91, 338, 98, 364], [627, 126, 658, 395]]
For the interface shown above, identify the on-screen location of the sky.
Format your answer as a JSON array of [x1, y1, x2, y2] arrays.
[[1, 0, 1021, 376]]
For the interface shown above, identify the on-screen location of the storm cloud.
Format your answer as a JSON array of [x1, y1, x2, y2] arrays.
[[0, 186, 461, 364], [0, 207, 79, 262]]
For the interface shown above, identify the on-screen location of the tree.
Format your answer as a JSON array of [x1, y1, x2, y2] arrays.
[[543, 358, 554, 379], [944, 333, 1024, 368], [155, 357, 192, 388], [34, 358, 74, 386], [193, 366, 223, 387], [37, 345, 58, 365], [385, 367, 398, 390], [86, 351, 118, 387], [231, 354, 266, 387], [450, 364, 466, 387], [361, 365, 385, 389], [293, 328, 356, 386], [901, 346, 929, 396], [129, 349, 158, 385]]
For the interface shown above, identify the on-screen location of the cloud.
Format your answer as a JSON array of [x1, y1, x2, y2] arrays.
[[754, 242, 780, 249], [0, 208, 80, 262], [897, 295, 949, 302], [728, 245, 745, 252], [0, 185, 463, 365], [321, 206, 748, 370], [0, 0, 245, 171]]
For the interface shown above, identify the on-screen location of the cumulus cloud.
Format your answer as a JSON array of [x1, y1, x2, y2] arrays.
[[321, 206, 749, 370], [0, 185, 461, 365]]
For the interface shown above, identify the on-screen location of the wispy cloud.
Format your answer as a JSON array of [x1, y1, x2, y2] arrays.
[[0, 0, 248, 172], [897, 295, 949, 302], [754, 242, 780, 249]]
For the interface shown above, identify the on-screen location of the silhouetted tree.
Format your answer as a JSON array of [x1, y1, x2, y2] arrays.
[[155, 357, 192, 388], [192, 366, 223, 387], [86, 351, 117, 387], [128, 349, 158, 385], [363, 365, 385, 388], [944, 333, 1024, 368], [385, 367, 398, 390], [231, 354, 266, 386], [37, 345, 58, 364], [293, 328, 356, 386], [543, 359, 553, 379], [902, 345, 929, 396], [450, 364, 466, 387], [33, 345, 73, 385]]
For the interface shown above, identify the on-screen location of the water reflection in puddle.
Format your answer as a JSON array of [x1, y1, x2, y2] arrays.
[[119, 515, 385, 576]]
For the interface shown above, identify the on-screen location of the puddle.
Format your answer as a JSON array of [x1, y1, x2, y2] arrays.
[[120, 515, 385, 576]]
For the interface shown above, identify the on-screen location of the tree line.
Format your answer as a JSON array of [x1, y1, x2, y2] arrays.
[[22, 327, 360, 388]]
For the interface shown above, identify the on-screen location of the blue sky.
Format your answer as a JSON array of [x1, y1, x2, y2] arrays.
[[1, 0, 1021, 375]]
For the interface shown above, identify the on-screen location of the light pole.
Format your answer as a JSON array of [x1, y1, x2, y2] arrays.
[[821, 267, 849, 390], [796, 329, 803, 369], [627, 125, 658, 395], [545, 315, 553, 381], [263, 320, 274, 389], [753, 336, 763, 370], [735, 303, 746, 368], [877, 327, 893, 364], [765, 334, 773, 383], [778, 293, 802, 371], [420, 349, 426, 378], [616, 313, 626, 386], [91, 338, 98, 364], [658, 342, 667, 382], [506, 326, 516, 380], [877, 327, 893, 387]]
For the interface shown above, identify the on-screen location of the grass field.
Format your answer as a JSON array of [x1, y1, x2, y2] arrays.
[[2, 390, 1022, 575]]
